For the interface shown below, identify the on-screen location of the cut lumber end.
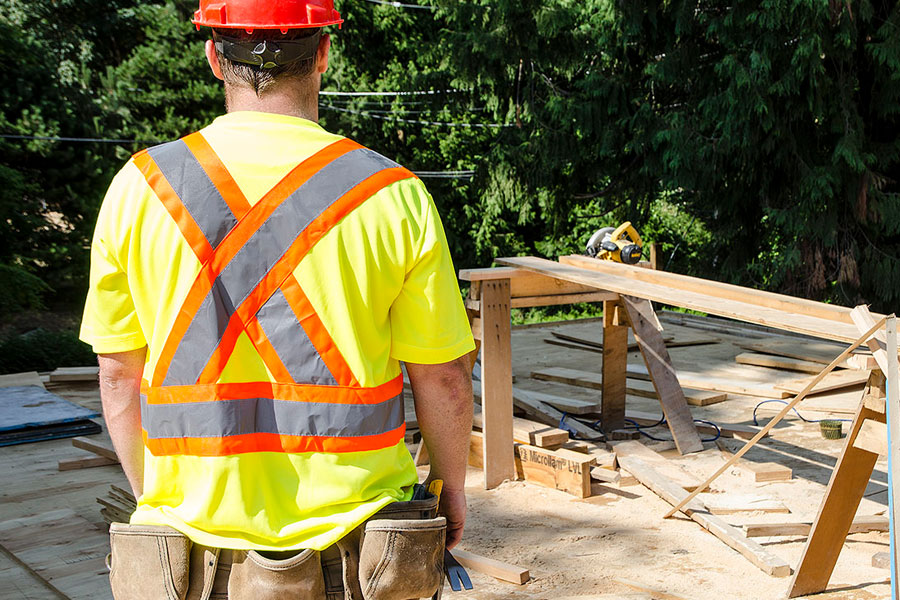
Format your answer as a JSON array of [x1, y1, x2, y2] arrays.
[[450, 549, 530, 584]]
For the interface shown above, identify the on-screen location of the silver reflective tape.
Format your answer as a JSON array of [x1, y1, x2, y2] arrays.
[[163, 147, 397, 386], [164, 279, 235, 386], [147, 140, 238, 249], [256, 289, 337, 385], [143, 393, 404, 439]]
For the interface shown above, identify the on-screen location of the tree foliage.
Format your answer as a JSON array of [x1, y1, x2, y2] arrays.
[[1, 0, 899, 315]]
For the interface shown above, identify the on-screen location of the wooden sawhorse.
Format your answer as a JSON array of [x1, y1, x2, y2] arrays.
[[460, 266, 703, 490]]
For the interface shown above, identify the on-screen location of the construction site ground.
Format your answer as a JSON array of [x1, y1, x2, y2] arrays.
[[0, 314, 891, 599]]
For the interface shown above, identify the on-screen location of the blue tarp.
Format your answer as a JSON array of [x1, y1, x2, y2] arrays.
[[0, 386, 100, 432]]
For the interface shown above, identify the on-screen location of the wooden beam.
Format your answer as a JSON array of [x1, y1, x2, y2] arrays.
[[743, 515, 888, 538], [852, 419, 888, 456], [559, 254, 858, 325], [621, 296, 702, 454], [664, 316, 886, 519], [450, 549, 529, 585], [472, 412, 569, 448], [515, 444, 594, 498], [735, 352, 831, 375], [459, 266, 614, 299], [625, 378, 726, 407], [774, 369, 871, 396], [479, 279, 516, 489], [628, 364, 790, 399], [71, 437, 118, 461], [787, 371, 887, 597], [612, 441, 700, 491], [617, 456, 791, 577], [850, 306, 889, 373], [886, 315, 900, 588], [510, 386, 604, 441], [57, 456, 118, 471], [0, 371, 44, 388], [736, 340, 862, 369], [600, 300, 628, 433], [496, 256, 867, 342], [48, 366, 99, 383]]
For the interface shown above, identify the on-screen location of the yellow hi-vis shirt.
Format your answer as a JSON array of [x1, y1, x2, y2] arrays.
[[80, 111, 475, 550]]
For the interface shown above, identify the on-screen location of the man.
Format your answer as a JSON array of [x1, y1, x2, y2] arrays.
[[79, 1, 475, 597]]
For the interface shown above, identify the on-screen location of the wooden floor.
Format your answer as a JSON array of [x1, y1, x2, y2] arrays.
[[0, 314, 889, 599]]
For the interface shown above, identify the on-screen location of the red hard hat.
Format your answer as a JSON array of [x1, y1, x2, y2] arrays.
[[192, 0, 342, 30]]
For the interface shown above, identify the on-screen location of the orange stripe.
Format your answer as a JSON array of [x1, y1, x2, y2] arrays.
[[134, 152, 213, 264], [196, 166, 413, 385], [145, 374, 403, 406], [152, 138, 360, 385], [242, 317, 296, 383], [143, 424, 406, 456], [280, 275, 359, 387], [182, 132, 252, 218]]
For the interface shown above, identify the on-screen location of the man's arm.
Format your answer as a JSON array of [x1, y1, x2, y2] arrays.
[[405, 356, 473, 549], [98, 348, 147, 498]]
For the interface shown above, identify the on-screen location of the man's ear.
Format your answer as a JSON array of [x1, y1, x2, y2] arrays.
[[205, 39, 225, 81], [316, 34, 331, 74]]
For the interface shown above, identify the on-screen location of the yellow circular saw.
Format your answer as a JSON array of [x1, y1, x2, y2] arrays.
[[585, 221, 643, 264]]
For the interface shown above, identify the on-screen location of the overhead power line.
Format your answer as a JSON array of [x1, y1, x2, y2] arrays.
[[1, 132, 475, 178], [321, 104, 511, 128], [319, 89, 463, 97], [362, 0, 437, 9]]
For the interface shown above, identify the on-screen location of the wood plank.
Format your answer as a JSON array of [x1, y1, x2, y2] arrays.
[[665, 318, 885, 520], [0, 371, 44, 389], [737, 340, 866, 369], [57, 456, 118, 471], [886, 315, 900, 587], [850, 306, 890, 374], [449, 549, 529, 585], [625, 378, 726, 407], [590, 466, 621, 483], [518, 388, 600, 415], [787, 372, 886, 597], [616, 456, 791, 577], [621, 296, 702, 454], [611, 441, 701, 492], [560, 254, 856, 325], [479, 279, 516, 489], [472, 412, 569, 448], [71, 437, 118, 461], [744, 515, 888, 537], [775, 369, 872, 395], [735, 352, 831, 375], [716, 440, 791, 482], [497, 256, 865, 342], [698, 493, 790, 514], [627, 364, 789, 399], [48, 367, 98, 383], [514, 443, 594, 498], [468, 431, 484, 469], [601, 300, 628, 432], [852, 419, 888, 456], [510, 387, 604, 441]]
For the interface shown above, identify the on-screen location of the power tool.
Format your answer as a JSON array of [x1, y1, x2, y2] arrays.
[[585, 221, 644, 264]]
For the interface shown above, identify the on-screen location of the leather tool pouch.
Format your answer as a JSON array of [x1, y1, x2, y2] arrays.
[[108, 523, 192, 600], [358, 516, 446, 600], [228, 548, 327, 600]]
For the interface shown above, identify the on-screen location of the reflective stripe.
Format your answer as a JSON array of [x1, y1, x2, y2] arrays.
[[256, 288, 337, 385], [163, 148, 398, 386], [142, 392, 404, 440], [148, 140, 238, 250]]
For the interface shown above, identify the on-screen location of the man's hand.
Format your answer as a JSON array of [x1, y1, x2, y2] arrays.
[[438, 487, 466, 550], [98, 348, 147, 498], [406, 356, 473, 548]]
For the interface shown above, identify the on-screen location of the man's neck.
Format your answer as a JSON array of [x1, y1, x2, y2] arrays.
[[224, 81, 319, 121]]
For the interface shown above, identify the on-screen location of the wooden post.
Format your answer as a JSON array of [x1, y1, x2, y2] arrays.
[[601, 299, 628, 432], [788, 371, 888, 597], [479, 279, 516, 489], [621, 295, 703, 454], [887, 316, 900, 588]]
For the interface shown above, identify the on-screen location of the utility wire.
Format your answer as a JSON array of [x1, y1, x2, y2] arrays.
[[362, 0, 437, 9], [1, 132, 472, 178], [321, 104, 511, 128], [319, 89, 463, 97]]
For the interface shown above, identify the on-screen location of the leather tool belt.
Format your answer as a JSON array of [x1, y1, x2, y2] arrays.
[[107, 489, 445, 600]]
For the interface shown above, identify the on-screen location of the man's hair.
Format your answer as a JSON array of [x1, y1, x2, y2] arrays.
[[213, 28, 322, 96]]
